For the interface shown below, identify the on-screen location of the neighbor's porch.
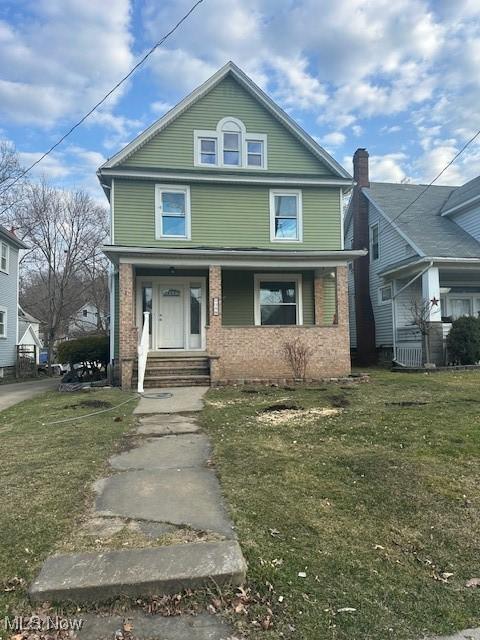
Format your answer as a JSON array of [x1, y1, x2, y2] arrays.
[[116, 259, 351, 388], [388, 264, 480, 366]]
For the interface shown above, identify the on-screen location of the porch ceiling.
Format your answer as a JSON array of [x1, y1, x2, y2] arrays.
[[102, 245, 366, 269]]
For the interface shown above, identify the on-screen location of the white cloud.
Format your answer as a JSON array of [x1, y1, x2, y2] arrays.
[[0, 0, 134, 127], [367, 153, 410, 183], [319, 131, 346, 147], [151, 101, 174, 116]]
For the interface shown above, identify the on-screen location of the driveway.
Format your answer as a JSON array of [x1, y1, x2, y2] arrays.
[[0, 377, 59, 412]]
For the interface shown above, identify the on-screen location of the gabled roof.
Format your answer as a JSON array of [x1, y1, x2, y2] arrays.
[[99, 61, 351, 180], [440, 175, 480, 215], [0, 224, 28, 249], [363, 182, 480, 259], [18, 305, 41, 324]]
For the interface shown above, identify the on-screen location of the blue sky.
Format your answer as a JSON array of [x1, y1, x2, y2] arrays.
[[1, 0, 480, 203]]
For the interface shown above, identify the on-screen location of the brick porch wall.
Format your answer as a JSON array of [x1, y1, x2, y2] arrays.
[[207, 266, 351, 382], [118, 262, 137, 390]]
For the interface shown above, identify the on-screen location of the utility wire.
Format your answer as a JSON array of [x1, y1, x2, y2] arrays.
[[379, 127, 480, 235], [0, 0, 204, 194]]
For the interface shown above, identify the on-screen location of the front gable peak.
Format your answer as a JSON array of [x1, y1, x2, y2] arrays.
[[100, 62, 351, 180]]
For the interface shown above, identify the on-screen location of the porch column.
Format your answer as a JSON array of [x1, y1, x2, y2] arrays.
[[314, 270, 324, 325], [421, 266, 444, 364], [336, 266, 348, 328], [422, 267, 442, 322], [119, 262, 137, 390], [208, 265, 222, 381]]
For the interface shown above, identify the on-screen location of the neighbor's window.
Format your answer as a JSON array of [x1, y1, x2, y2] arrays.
[[370, 223, 379, 261], [247, 139, 263, 167], [0, 242, 8, 273], [156, 185, 191, 239], [379, 284, 392, 304], [255, 275, 302, 325], [0, 308, 6, 338], [199, 138, 217, 165], [82, 308, 88, 317], [270, 190, 302, 241]]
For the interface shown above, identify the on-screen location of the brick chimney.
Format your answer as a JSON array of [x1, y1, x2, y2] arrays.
[[352, 149, 377, 364]]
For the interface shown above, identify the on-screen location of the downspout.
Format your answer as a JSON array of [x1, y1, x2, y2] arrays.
[[391, 260, 433, 362]]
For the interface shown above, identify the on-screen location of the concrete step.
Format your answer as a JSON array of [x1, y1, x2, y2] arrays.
[[144, 367, 209, 376], [30, 540, 246, 604]]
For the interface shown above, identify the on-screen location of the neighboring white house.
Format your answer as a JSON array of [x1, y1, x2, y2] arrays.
[[18, 306, 42, 364], [67, 302, 108, 336], [345, 148, 480, 367]]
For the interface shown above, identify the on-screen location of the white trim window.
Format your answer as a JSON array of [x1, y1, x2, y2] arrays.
[[155, 185, 191, 240], [270, 189, 302, 242], [378, 284, 392, 305], [370, 223, 379, 261], [254, 274, 303, 326], [0, 307, 6, 338], [194, 117, 267, 169], [0, 241, 9, 273]]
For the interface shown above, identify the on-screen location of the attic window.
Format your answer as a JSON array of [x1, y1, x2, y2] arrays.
[[194, 117, 267, 169]]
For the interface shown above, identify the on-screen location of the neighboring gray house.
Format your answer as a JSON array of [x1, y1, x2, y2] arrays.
[[0, 225, 28, 377], [345, 149, 480, 367]]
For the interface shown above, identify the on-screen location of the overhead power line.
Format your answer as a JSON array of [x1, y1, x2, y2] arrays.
[[0, 0, 204, 194], [380, 127, 480, 234]]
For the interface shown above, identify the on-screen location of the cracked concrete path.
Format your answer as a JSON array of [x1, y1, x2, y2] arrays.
[[30, 386, 245, 639]]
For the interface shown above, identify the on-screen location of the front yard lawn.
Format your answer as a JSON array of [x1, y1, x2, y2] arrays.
[[201, 370, 480, 640], [0, 388, 136, 620]]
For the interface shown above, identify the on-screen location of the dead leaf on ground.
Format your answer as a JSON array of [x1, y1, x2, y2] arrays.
[[466, 577, 480, 588]]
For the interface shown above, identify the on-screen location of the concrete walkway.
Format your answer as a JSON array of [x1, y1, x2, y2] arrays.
[[30, 387, 244, 639], [0, 377, 59, 412], [423, 629, 480, 640]]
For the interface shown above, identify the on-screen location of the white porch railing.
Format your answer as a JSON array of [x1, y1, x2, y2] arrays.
[[395, 345, 423, 368], [137, 311, 150, 394]]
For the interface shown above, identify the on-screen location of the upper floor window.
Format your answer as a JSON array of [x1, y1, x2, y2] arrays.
[[0, 307, 6, 338], [155, 184, 191, 240], [194, 117, 267, 169], [370, 223, 379, 261], [0, 241, 9, 273], [270, 189, 302, 242]]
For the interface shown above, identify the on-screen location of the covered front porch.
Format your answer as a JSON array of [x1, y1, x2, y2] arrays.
[[384, 260, 480, 367], [106, 247, 361, 389]]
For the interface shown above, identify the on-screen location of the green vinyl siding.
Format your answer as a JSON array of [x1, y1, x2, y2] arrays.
[[222, 270, 314, 326], [323, 276, 337, 324], [222, 271, 254, 325], [121, 75, 332, 176], [114, 180, 341, 250]]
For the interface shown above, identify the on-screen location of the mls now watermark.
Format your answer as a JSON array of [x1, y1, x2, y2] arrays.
[[3, 615, 85, 633]]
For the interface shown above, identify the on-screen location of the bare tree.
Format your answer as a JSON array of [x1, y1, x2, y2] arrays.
[[409, 297, 439, 364], [0, 141, 27, 225], [283, 338, 313, 381], [16, 181, 108, 367]]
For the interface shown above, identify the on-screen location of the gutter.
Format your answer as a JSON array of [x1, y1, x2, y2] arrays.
[[380, 255, 480, 278], [101, 245, 366, 259]]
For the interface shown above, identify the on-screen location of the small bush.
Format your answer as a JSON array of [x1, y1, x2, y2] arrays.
[[58, 335, 109, 368], [447, 316, 480, 365]]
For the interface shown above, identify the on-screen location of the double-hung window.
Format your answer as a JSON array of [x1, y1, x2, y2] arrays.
[[223, 131, 240, 166], [255, 274, 302, 326], [246, 139, 263, 167], [199, 138, 217, 165], [194, 118, 267, 169], [0, 241, 8, 273], [0, 307, 6, 338], [270, 190, 302, 242], [155, 185, 191, 240], [370, 223, 379, 261], [379, 285, 392, 304]]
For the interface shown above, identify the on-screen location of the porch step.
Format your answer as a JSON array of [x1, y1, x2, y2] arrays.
[[29, 540, 246, 604], [134, 355, 211, 388], [142, 375, 211, 388]]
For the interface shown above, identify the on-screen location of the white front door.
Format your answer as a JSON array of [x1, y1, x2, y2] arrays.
[[157, 284, 185, 349]]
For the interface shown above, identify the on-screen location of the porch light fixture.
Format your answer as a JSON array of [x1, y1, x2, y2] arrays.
[[169, 266, 176, 275]]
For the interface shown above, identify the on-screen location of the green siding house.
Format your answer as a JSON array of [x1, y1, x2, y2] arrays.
[[98, 62, 364, 388]]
